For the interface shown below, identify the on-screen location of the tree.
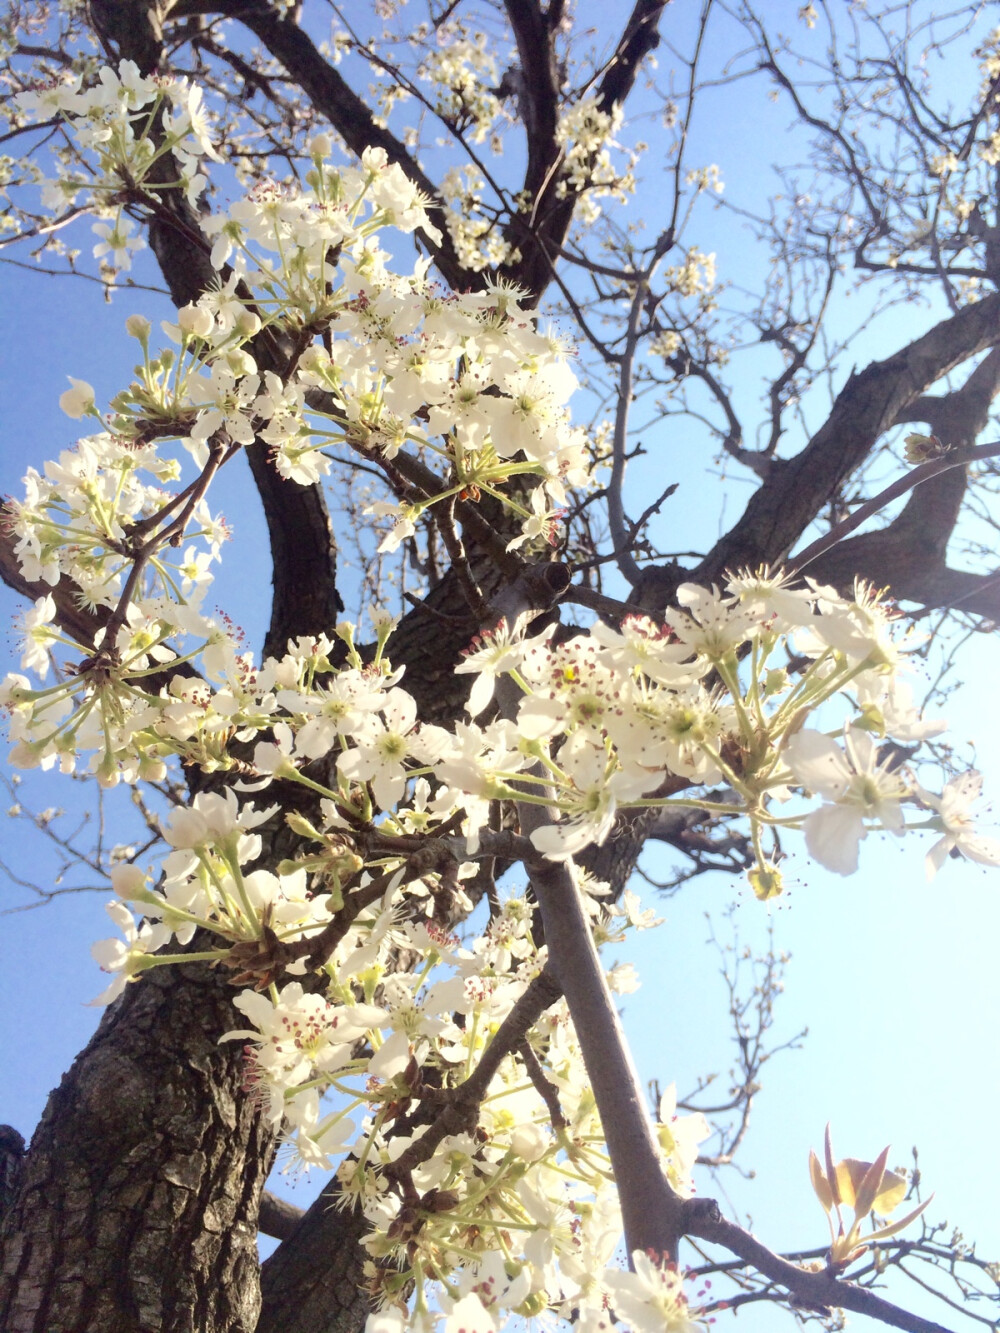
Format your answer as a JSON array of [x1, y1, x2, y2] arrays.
[[0, 3, 999, 1332]]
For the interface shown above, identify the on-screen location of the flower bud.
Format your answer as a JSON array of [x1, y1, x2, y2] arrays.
[[177, 303, 214, 339], [516, 1293, 550, 1318], [299, 344, 332, 376], [111, 863, 148, 900], [510, 1123, 549, 1163], [309, 132, 332, 159], [234, 309, 262, 338], [95, 750, 122, 789], [125, 314, 151, 341], [225, 347, 256, 376], [137, 755, 167, 782], [361, 145, 388, 173]]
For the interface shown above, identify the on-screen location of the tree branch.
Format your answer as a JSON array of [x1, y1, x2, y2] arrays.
[[500, 0, 668, 299], [173, 0, 479, 295], [686, 1199, 960, 1333], [696, 291, 1000, 581], [258, 1190, 305, 1242]]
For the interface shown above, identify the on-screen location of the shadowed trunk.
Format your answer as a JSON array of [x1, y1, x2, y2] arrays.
[[0, 958, 273, 1333]]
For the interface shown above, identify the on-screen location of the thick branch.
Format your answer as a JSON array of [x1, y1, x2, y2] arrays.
[[793, 441, 1000, 574], [797, 350, 1000, 616], [696, 291, 1000, 581], [503, 0, 562, 203], [488, 568, 685, 1259], [257, 1189, 373, 1333], [86, 0, 344, 661], [258, 1190, 305, 1242], [519, 836, 685, 1257], [173, 0, 478, 295], [0, 502, 105, 649], [0, 953, 274, 1333], [500, 0, 668, 300], [686, 1200, 958, 1333]]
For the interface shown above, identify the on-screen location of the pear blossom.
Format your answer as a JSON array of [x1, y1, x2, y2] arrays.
[[188, 365, 265, 446], [281, 1088, 356, 1174], [656, 1084, 711, 1195], [160, 789, 277, 852], [670, 581, 757, 659], [18, 595, 59, 678], [453, 616, 539, 716], [784, 728, 908, 875], [440, 1293, 496, 1333], [58, 377, 96, 419], [6, 73, 1000, 1330], [337, 687, 419, 810], [920, 771, 1000, 878], [604, 1252, 703, 1333], [530, 739, 657, 859], [92, 214, 145, 270], [223, 982, 387, 1109], [90, 900, 170, 1005]]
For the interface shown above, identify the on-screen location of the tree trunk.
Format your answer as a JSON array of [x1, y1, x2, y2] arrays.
[[257, 1185, 372, 1333], [0, 957, 273, 1333]]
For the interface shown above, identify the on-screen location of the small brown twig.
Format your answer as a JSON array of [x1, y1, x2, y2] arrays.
[[516, 1039, 566, 1130], [384, 968, 562, 1179], [434, 496, 490, 621]]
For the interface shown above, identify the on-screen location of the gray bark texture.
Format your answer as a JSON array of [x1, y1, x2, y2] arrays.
[[0, 958, 273, 1333]]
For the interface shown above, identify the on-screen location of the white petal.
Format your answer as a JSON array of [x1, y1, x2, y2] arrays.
[[956, 833, 1000, 867], [784, 730, 850, 799], [803, 803, 865, 875]]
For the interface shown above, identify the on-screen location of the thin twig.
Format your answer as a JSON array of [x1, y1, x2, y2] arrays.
[[793, 440, 1000, 572]]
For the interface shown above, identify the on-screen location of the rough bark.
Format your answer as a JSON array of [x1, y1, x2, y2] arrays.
[[257, 1188, 372, 1333], [0, 8, 341, 1330], [0, 956, 273, 1333]]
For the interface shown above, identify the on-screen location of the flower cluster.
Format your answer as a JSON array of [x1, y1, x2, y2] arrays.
[[15, 60, 222, 275], [555, 95, 638, 223], [417, 28, 503, 145], [96, 779, 700, 1329], [16, 65, 586, 540], [441, 573, 1000, 881]]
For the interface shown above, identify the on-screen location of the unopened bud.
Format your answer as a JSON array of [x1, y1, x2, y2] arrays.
[[511, 1123, 549, 1162], [137, 755, 167, 782], [125, 314, 151, 341], [111, 863, 148, 899], [225, 347, 256, 376], [177, 303, 214, 339], [234, 309, 262, 338]]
